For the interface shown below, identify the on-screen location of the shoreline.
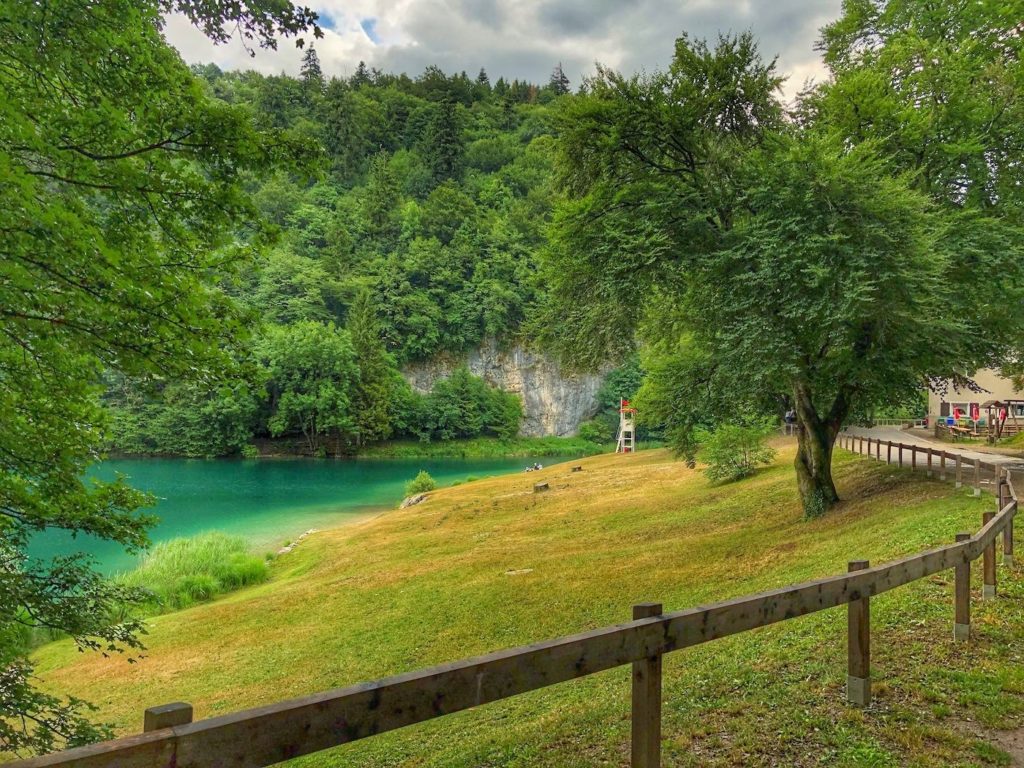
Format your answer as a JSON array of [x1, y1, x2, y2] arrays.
[[104, 435, 620, 462], [104, 437, 664, 462]]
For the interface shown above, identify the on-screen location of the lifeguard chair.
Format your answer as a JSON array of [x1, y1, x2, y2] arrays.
[[616, 399, 637, 453]]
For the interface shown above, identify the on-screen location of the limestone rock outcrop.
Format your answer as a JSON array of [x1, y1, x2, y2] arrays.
[[402, 341, 605, 437]]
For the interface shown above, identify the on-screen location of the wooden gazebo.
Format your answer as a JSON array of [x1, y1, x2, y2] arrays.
[[982, 399, 1024, 441]]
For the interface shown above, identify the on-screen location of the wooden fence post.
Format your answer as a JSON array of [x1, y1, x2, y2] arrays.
[[1005, 502, 1016, 568], [954, 533, 971, 642], [983, 512, 997, 600], [847, 560, 871, 707], [1001, 476, 1015, 566], [144, 702, 193, 732], [887, 442, 892, 465], [898, 444, 903, 468], [927, 448, 933, 478], [955, 455, 963, 488], [876, 440, 882, 461], [911, 446, 917, 472], [974, 461, 982, 497], [940, 452, 947, 482], [632, 603, 662, 768]]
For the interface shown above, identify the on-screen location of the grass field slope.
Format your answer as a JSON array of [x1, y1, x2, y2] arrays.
[[32, 445, 1024, 767]]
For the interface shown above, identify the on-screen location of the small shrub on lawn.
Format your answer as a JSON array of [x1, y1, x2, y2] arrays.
[[405, 470, 437, 496], [701, 422, 776, 483]]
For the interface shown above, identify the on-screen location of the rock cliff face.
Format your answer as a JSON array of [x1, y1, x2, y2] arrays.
[[402, 341, 605, 437]]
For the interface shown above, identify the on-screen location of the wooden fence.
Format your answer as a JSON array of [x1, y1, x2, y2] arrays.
[[10, 445, 1019, 768], [837, 432, 1013, 497]]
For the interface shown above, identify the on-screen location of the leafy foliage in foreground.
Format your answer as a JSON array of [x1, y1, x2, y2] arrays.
[[0, 0, 316, 755]]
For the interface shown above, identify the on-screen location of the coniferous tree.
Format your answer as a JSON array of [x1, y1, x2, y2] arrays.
[[549, 62, 570, 95], [361, 152, 400, 242], [474, 67, 491, 101], [424, 96, 464, 184], [322, 80, 370, 181], [351, 60, 371, 87], [348, 290, 404, 444], [300, 45, 324, 91]]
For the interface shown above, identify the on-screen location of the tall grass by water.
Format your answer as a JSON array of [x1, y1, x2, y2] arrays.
[[116, 533, 269, 612]]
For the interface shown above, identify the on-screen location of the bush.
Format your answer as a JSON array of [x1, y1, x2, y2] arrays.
[[401, 367, 522, 442], [577, 419, 610, 444], [700, 422, 776, 483], [116, 533, 270, 612], [405, 470, 437, 496]]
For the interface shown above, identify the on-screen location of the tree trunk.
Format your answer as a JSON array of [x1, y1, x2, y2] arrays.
[[793, 383, 842, 518]]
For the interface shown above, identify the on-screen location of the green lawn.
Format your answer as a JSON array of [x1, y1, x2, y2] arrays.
[[30, 445, 1023, 767]]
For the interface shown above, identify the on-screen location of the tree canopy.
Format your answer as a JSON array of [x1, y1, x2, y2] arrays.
[[0, 0, 317, 754], [544, 14, 1024, 516]]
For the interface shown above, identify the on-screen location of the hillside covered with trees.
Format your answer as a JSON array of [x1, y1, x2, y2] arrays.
[[105, 58, 627, 457]]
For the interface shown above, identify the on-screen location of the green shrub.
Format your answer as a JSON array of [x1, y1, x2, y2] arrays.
[[241, 444, 260, 459], [700, 422, 776, 483], [116, 532, 270, 612], [577, 419, 610, 444], [405, 470, 437, 496]]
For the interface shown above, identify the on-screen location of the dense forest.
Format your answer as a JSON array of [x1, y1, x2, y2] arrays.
[[105, 57, 635, 456]]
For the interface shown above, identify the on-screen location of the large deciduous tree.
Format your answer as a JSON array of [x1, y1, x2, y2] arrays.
[[814, 0, 1024, 380], [0, 0, 317, 755], [257, 322, 358, 454], [544, 24, 1024, 517]]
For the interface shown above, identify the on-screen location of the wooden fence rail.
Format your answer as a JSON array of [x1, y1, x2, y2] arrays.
[[836, 433, 1011, 497], [10, 449, 1019, 768]]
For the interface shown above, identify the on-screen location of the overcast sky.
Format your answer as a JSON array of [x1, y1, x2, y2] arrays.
[[164, 1, 843, 100]]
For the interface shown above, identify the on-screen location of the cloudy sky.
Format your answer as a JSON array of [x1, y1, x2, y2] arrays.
[[165, 1, 843, 100]]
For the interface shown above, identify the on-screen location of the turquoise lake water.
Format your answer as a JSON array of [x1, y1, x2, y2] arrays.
[[29, 456, 574, 574]]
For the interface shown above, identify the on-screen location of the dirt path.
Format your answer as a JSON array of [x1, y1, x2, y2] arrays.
[[992, 728, 1024, 765]]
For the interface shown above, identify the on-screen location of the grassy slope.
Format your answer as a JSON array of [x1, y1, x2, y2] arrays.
[[32, 445, 1024, 767]]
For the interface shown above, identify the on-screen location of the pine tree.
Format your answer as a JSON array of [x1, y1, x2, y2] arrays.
[[347, 289, 402, 444], [424, 96, 464, 184], [549, 62, 570, 95], [501, 96, 516, 130], [351, 60, 371, 87], [361, 151, 400, 241], [473, 67, 491, 101], [300, 45, 323, 91]]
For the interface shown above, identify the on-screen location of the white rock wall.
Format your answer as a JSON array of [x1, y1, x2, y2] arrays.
[[401, 340, 605, 437]]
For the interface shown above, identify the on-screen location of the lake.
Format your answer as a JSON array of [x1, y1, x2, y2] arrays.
[[29, 455, 574, 574]]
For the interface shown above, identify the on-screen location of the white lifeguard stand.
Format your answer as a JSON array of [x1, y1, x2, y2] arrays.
[[616, 399, 636, 453]]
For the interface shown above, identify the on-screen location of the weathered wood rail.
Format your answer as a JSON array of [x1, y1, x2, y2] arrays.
[[838, 432, 1010, 497], [11, 452, 1019, 768]]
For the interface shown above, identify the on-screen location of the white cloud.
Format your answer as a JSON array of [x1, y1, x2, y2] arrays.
[[163, 0, 841, 98]]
